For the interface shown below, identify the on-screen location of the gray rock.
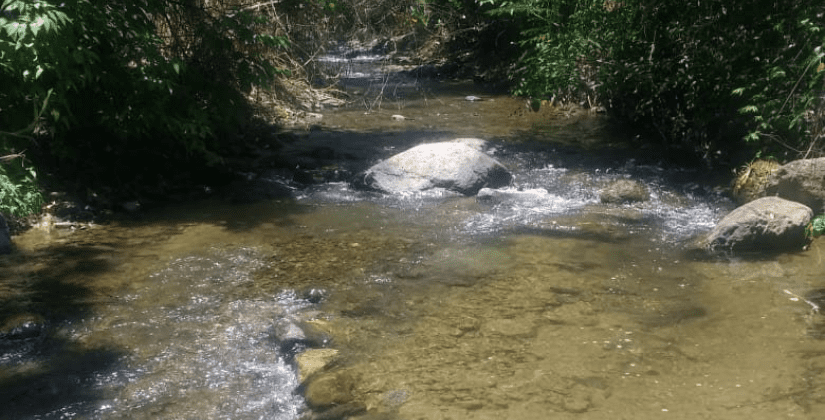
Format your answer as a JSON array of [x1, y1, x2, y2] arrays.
[[703, 196, 812, 252], [599, 179, 650, 204], [355, 141, 511, 195], [764, 157, 825, 212], [0, 214, 11, 254]]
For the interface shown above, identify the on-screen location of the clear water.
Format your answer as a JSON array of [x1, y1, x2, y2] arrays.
[[2, 47, 825, 420]]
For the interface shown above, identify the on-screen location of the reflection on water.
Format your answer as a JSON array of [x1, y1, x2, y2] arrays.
[[3, 53, 825, 419], [3, 185, 824, 419]]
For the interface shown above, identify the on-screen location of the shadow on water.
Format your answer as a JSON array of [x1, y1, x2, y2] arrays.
[[0, 246, 125, 419], [115, 195, 314, 233], [0, 199, 318, 419], [6, 60, 824, 418]]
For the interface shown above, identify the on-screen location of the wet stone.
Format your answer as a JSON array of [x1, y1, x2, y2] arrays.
[[304, 370, 358, 408], [0, 314, 46, 339], [306, 402, 367, 420], [561, 384, 596, 413], [599, 179, 650, 204], [355, 141, 512, 195], [481, 318, 535, 337], [296, 348, 340, 383], [456, 316, 481, 333], [703, 196, 812, 252]]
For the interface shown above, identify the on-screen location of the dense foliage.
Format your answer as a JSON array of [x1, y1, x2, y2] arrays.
[[0, 0, 452, 216], [0, 160, 42, 217], [479, 0, 825, 162], [0, 0, 292, 212], [2, 0, 823, 217]]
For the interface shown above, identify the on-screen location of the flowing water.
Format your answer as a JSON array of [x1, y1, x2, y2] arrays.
[[2, 47, 825, 420]]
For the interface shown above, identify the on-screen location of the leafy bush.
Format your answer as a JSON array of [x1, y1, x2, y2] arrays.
[[603, 1, 825, 161], [0, 160, 43, 217], [479, 0, 825, 162], [807, 214, 825, 239], [0, 0, 295, 203], [479, 0, 631, 102]]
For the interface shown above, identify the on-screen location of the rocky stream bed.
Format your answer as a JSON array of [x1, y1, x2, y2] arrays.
[[2, 47, 825, 420]]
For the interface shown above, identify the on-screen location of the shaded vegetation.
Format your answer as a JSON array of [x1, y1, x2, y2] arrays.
[[477, 0, 825, 163], [0, 161, 42, 217], [1, 0, 824, 218], [0, 0, 298, 211], [0, 0, 450, 217]]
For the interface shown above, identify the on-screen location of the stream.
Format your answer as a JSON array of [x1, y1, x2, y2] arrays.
[[2, 45, 825, 420]]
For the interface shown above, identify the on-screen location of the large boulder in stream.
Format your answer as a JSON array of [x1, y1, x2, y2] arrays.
[[764, 157, 825, 213], [702, 196, 812, 252], [354, 139, 512, 195]]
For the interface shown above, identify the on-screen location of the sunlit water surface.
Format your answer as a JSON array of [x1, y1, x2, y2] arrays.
[[2, 47, 825, 420]]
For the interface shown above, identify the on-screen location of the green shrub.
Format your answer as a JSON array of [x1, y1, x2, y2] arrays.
[[479, 0, 825, 162], [0, 160, 43, 217], [479, 0, 633, 101], [1, 0, 292, 154], [603, 1, 825, 160], [1, 0, 295, 202], [808, 214, 825, 239]]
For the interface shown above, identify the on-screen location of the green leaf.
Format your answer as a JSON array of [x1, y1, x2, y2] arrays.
[[739, 105, 759, 114], [768, 67, 786, 79]]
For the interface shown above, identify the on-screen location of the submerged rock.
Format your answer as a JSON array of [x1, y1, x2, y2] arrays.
[[304, 369, 363, 412], [599, 179, 649, 204], [296, 348, 339, 383], [477, 187, 549, 205], [764, 157, 825, 212], [0, 313, 45, 339], [354, 140, 511, 195], [703, 196, 812, 252]]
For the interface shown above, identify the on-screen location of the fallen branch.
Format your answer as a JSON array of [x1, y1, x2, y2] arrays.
[[0, 151, 26, 165], [242, 1, 283, 11]]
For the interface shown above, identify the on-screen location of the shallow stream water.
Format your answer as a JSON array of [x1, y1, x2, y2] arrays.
[[2, 48, 825, 419]]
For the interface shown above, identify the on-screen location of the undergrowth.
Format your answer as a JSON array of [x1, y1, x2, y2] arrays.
[[0, 160, 43, 217]]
